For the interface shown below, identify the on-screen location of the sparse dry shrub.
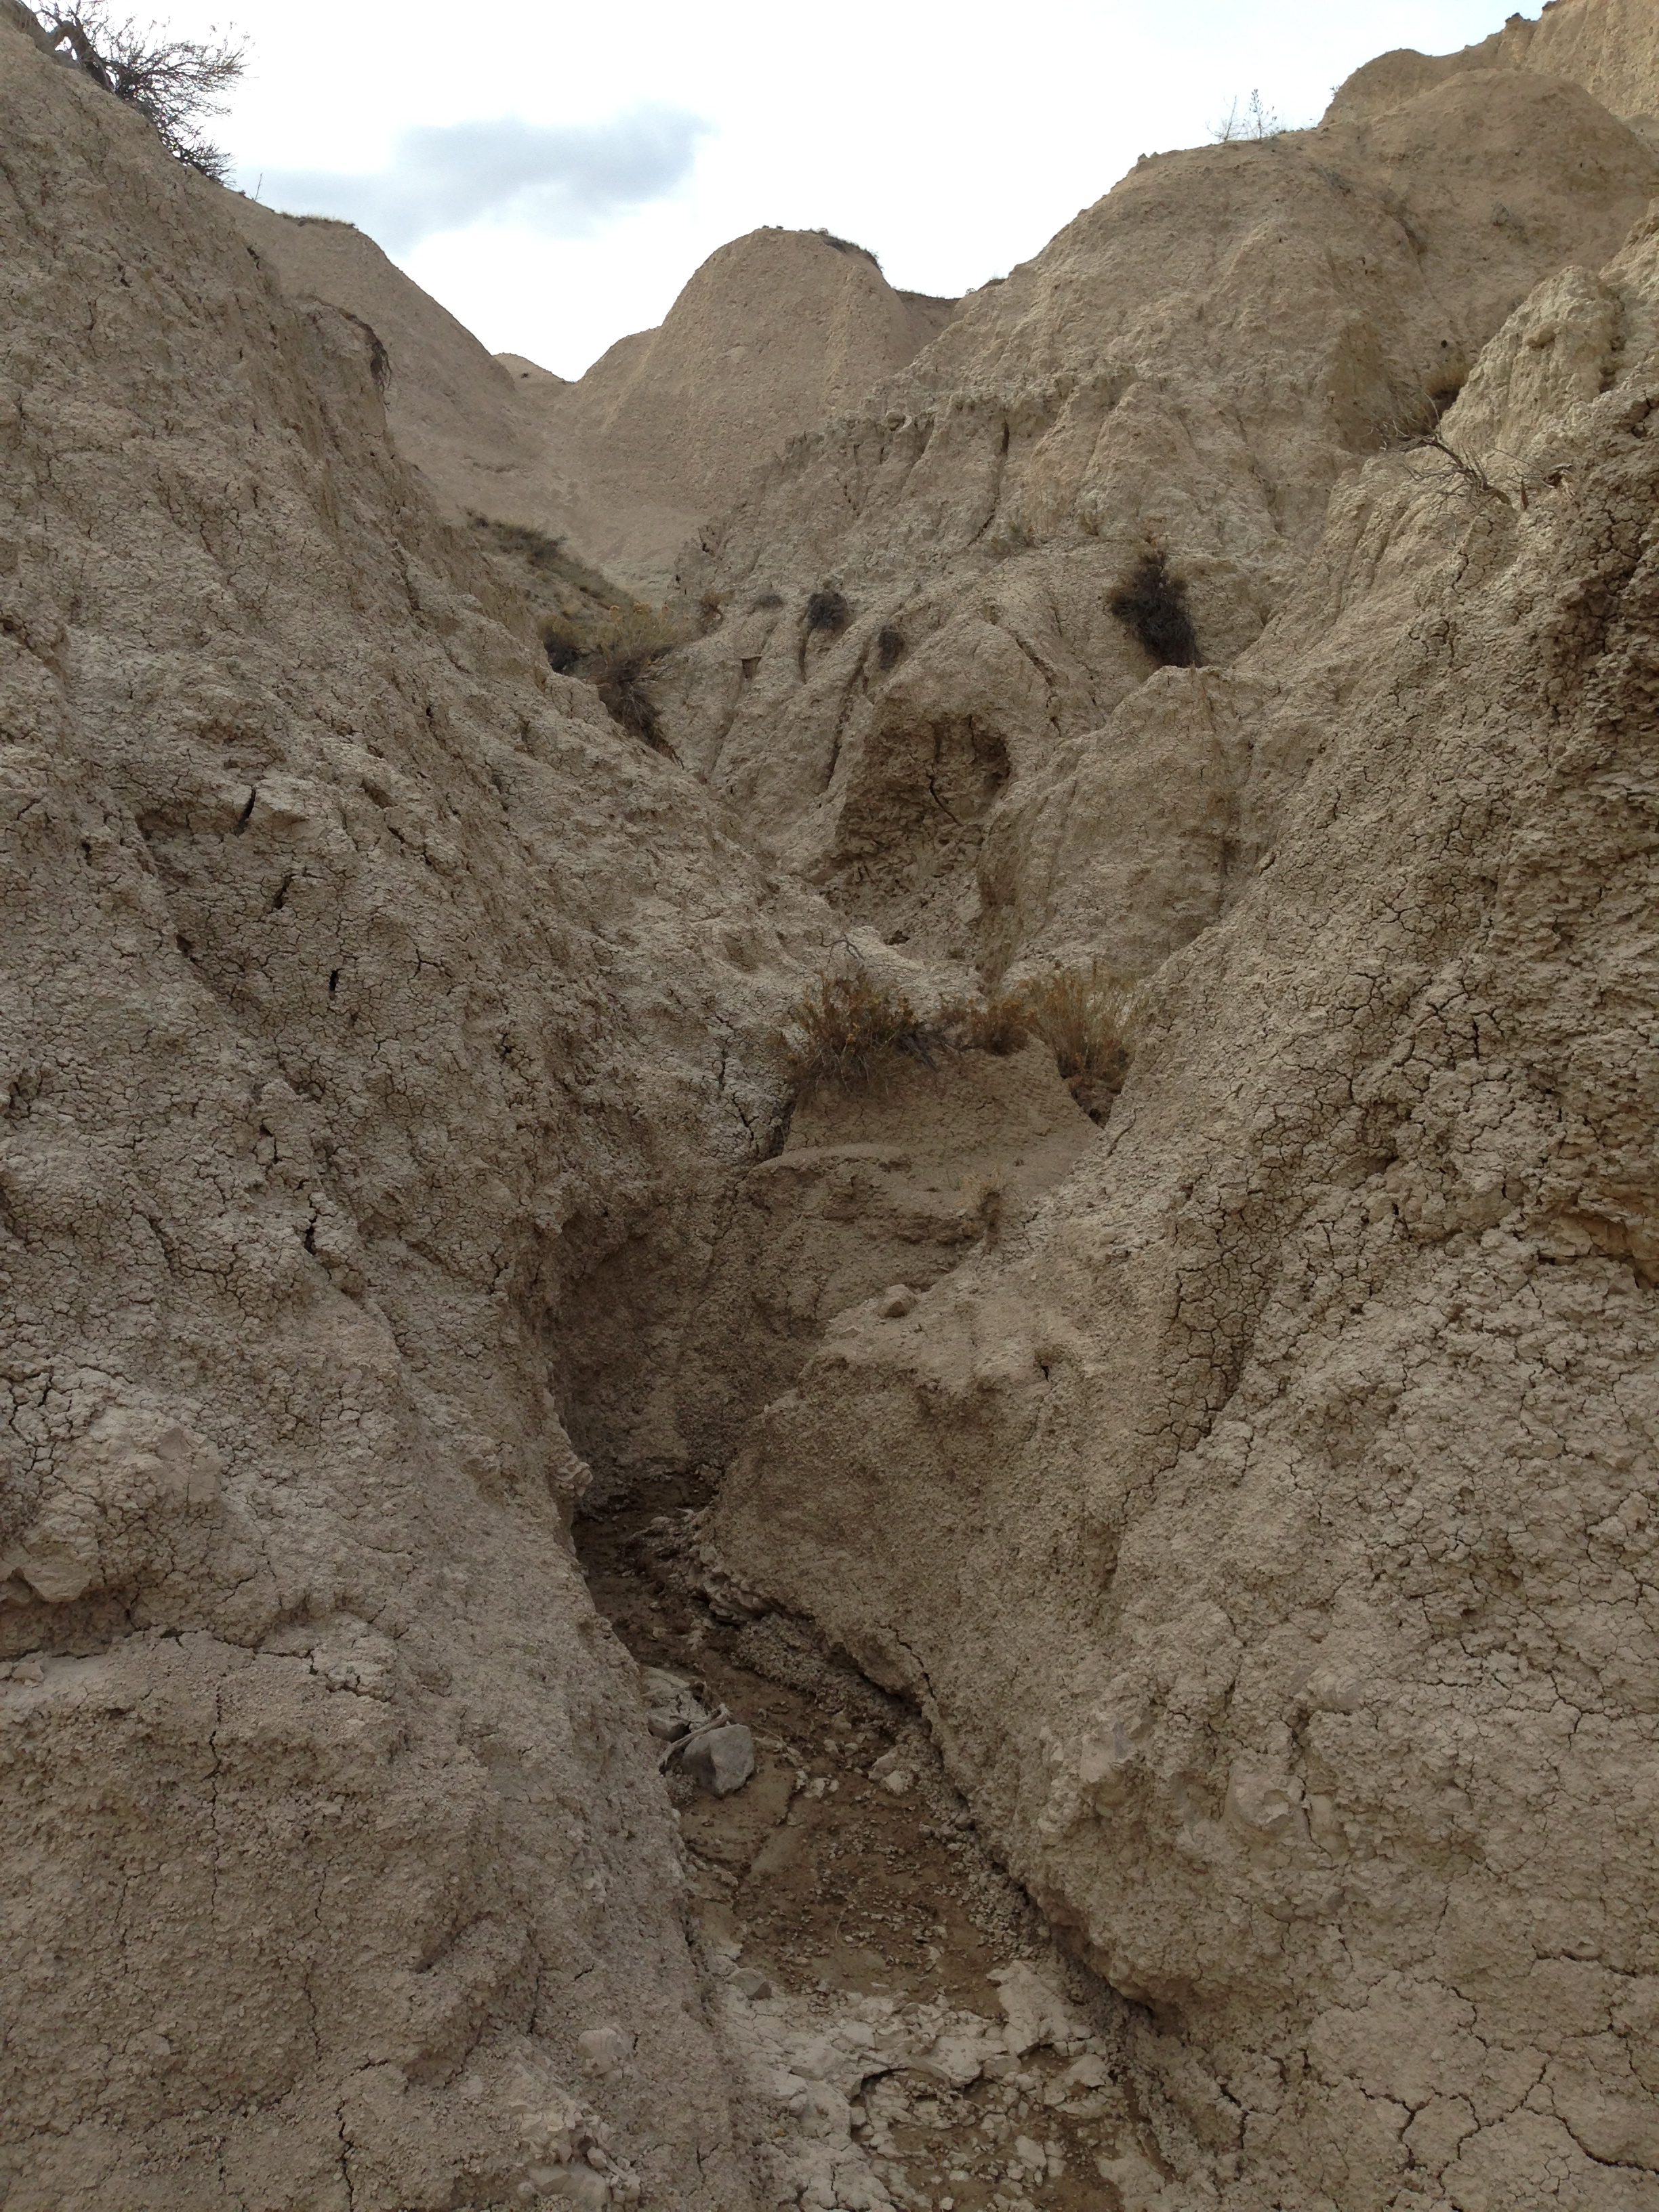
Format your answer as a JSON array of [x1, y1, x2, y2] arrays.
[[35, 3, 246, 178], [1110, 551, 1201, 668], [781, 964, 1134, 1110], [477, 518, 569, 572], [1016, 966, 1134, 1112], [473, 514, 620, 602], [805, 589, 852, 636], [813, 228, 882, 269], [1210, 90, 1282, 144], [939, 994, 1029, 1056], [539, 602, 691, 754], [876, 626, 907, 670], [779, 970, 930, 1090]]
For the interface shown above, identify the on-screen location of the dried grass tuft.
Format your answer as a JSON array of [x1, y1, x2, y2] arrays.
[[780, 962, 1134, 1113], [779, 971, 930, 1090], [939, 994, 1029, 1056], [1017, 967, 1134, 1112], [540, 602, 692, 754]]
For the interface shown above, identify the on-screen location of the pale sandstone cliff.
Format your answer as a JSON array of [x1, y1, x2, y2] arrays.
[[1338, 0, 1659, 137], [655, 64, 1658, 985], [714, 220, 1659, 2207], [672, 16, 1659, 2211], [509, 230, 956, 591]]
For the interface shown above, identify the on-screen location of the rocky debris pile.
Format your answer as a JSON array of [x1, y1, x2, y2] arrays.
[[709, 1944, 1130, 2212], [643, 1666, 758, 1796], [498, 2060, 644, 2209]]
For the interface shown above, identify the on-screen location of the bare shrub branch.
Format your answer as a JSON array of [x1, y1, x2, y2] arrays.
[[1210, 90, 1282, 144], [34, 4, 246, 180]]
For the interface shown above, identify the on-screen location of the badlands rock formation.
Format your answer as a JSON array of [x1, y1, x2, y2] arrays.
[[8, 0, 1659, 2207], [658, 52, 1658, 981], [226, 203, 954, 596], [1361, 0, 1659, 133], [0, 7, 828, 2205]]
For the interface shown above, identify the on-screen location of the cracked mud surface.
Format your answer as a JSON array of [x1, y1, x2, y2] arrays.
[[579, 1480, 1161, 2211]]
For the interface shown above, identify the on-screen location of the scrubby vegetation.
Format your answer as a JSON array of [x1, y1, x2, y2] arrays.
[[1109, 551, 1202, 668], [939, 994, 1029, 1057], [33, 5, 246, 178], [541, 603, 693, 754], [805, 589, 852, 636], [780, 972, 931, 1090], [1015, 968, 1134, 1107], [469, 516, 619, 605], [462, 517, 693, 753], [1210, 91, 1283, 144], [813, 230, 882, 269], [779, 964, 1134, 1115], [940, 968, 1134, 1115], [876, 626, 907, 671]]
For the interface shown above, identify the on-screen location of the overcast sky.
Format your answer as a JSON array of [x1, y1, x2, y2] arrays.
[[177, 0, 1517, 380]]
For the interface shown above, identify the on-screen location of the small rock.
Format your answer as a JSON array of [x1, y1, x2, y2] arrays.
[[577, 2026, 632, 2076], [1060, 2053, 1109, 2091], [12, 1661, 43, 1686], [876, 1284, 917, 1319], [731, 1966, 773, 1999], [680, 1723, 756, 1797], [881, 1768, 912, 1797]]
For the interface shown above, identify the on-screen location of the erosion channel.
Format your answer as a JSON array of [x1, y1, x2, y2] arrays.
[[9, 0, 1659, 2206]]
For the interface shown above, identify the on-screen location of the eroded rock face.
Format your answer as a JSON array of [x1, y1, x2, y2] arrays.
[[12, 0, 1659, 2203], [1338, 0, 1659, 137], [712, 212, 1659, 2209], [0, 16, 836, 2206], [659, 64, 1658, 981], [517, 230, 957, 594], [222, 206, 957, 601]]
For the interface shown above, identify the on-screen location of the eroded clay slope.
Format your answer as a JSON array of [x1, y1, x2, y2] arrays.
[[656, 63, 1656, 984], [0, 16, 832, 2207], [712, 211, 1659, 2209], [509, 230, 956, 591], [226, 195, 572, 551], [220, 203, 956, 599], [1337, 0, 1659, 137]]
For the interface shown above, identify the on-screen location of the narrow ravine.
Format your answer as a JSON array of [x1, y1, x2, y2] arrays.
[[577, 1475, 1170, 2212]]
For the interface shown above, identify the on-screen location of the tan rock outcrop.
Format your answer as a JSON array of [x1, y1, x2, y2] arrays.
[[222, 204, 956, 598], [14, 0, 1659, 2205], [658, 62, 1658, 983], [0, 16, 838, 2206], [513, 230, 956, 590], [1336, 0, 1659, 136], [712, 188, 1659, 2212], [228, 195, 556, 540]]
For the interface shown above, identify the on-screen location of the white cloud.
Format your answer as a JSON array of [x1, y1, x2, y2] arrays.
[[252, 106, 712, 251], [197, 0, 1518, 376]]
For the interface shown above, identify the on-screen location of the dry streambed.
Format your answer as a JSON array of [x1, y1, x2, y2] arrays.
[[578, 1483, 1166, 2212]]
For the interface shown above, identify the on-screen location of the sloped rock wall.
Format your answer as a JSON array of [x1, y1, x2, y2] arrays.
[[659, 69, 1657, 985], [0, 18, 834, 2207], [712, 216, 1659, 2210]]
